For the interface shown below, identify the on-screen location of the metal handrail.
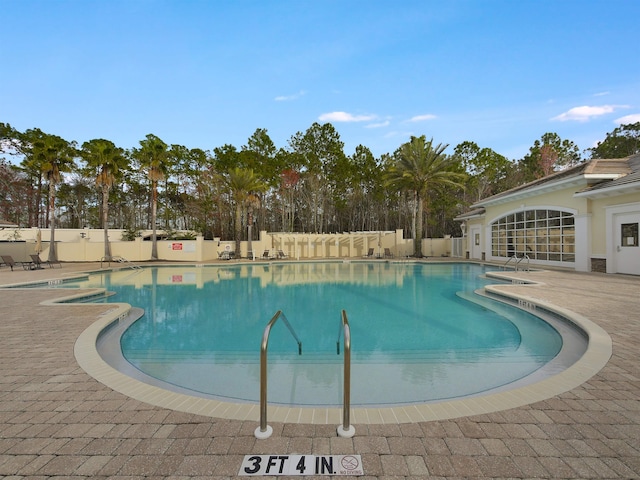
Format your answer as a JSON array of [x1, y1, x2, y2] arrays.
[[502, 254, 518, 271], [255, 310, 302, 439], [101, 255, 142, 270], [516, 254, 530, 272], [336, 310, 355, 438]]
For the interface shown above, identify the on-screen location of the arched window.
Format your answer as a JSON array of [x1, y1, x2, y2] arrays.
[[491, 209, 575, 262]]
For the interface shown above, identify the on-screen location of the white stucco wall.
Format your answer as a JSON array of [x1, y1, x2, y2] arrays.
[[461, 181, 640, 273], [1, 228, 460, 262], [468, 185, 591, 271], [590, 192, 640, 256]]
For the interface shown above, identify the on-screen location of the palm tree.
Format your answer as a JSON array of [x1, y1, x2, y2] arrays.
[[386, 136, 466, 257], [18, 130, 77, 262], [245, 192, 261, 257], [133, 134, 169, 260], [80, 139, 128, 260], [222, 167, 267, 257]]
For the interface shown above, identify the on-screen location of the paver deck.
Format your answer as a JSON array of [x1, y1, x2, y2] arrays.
[[0, 261, 638, 478]]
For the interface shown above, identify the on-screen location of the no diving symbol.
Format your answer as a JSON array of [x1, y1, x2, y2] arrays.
[[341, 455, 359, 471]]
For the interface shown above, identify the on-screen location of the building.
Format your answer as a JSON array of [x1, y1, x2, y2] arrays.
[[456, 154, 640, 275]]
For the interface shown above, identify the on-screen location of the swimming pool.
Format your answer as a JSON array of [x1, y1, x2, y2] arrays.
[[71, 262, 582, 407]]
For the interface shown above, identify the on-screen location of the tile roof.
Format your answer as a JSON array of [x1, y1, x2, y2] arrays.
[[584, 157, 634, 175], [578, 154, 640, 193], [472, 154, 640, 206]]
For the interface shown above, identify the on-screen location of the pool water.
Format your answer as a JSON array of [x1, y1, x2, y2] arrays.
[[73, 262, 564, 407]]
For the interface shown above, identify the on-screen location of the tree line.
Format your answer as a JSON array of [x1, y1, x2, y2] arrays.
[[1, 120, 639, 260]]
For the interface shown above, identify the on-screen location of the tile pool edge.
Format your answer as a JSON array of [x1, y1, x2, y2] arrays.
[[73, 271, 613, 425]]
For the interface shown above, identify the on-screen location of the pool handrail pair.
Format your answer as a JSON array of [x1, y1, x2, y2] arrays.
[[502, 254, 530, 272], [254, 309, 355, 439]]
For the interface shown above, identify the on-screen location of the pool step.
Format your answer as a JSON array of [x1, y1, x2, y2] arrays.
[[63, 290, 118, 303]]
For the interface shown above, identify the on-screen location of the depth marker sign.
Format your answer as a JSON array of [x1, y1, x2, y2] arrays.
[[239, 454, 363, 476]]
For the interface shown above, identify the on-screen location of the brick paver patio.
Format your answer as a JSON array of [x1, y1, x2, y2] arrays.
[[0, 262, 638, 478]]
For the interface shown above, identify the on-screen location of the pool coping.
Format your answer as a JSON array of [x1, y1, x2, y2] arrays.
[[69, 264, 613, 426]]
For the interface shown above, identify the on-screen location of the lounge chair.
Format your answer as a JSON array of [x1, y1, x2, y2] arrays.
[[276, 249, 289, 259], [261, 250, 271, 259], [363, 248, 374, 258], [220, 250, 235, 260], [1, 255, 29, 271], [30, 254, 61, 268], [384, 248, 394, 258]]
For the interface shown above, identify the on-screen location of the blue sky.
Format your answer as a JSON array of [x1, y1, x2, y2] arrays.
[[2, 0, 639, 161]]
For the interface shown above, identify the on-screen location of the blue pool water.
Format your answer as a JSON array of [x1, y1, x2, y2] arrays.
[[67, 262, 566, 407]]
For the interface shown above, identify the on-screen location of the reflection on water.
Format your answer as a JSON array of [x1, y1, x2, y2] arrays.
[[72, 262, 563, 406]]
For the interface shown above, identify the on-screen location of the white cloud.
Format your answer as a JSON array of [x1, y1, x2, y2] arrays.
[[383, 130, 413, 139], [593, 91, 610, 97], [365, 120, 390, 128], [274, 90, 306, 101], [615, 113, 640, 125], [551, 104, 628, 122], [408, 114, 437, 122], [318, 111, 377, 122]]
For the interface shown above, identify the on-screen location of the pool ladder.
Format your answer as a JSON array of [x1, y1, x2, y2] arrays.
[[516, 254, 530, 272], [100, 255, 142, 270], [502, 254, 530, 272], [255, 310, 355, 439]]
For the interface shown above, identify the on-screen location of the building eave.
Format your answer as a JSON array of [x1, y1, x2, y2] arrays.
[[454, 208, 486, 221], [472, 176, 588, 208], [574, 183, 640, 199], [583, 173, 624, 180]]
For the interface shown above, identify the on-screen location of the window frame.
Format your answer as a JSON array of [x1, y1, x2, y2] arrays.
[[490, 209, 575, 263]]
